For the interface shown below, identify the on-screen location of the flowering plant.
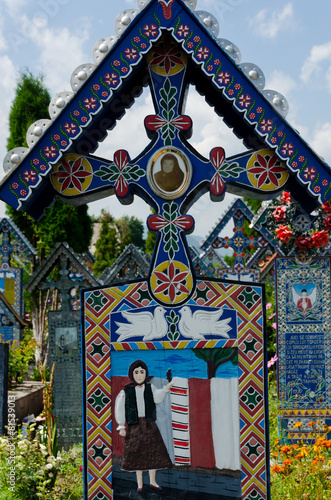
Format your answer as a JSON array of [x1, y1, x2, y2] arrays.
[[266, 192, 331, 256]]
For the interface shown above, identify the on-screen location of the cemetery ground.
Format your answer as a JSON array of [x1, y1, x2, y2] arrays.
[[0, 372, 331, 499]]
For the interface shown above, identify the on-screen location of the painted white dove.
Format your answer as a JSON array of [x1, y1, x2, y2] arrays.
[[115, 306, 168, 341], [178, 306, 231, 340]]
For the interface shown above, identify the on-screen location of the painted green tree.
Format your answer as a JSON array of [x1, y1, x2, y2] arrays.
[[193, 347, 238, 379], [6, 71, 93, 365]]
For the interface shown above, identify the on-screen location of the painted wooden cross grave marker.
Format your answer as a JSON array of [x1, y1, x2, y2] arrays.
[[0, 0, 331, 499]]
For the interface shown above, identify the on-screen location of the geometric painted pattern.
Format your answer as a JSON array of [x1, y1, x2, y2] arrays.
[[83, 278, 269, 500]]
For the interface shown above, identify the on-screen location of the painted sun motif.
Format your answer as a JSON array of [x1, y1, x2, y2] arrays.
[[150, 260, 193, 304], [51, 154, 93, 196], [147, 37, 187, 76], [247, 149, 289, 191]]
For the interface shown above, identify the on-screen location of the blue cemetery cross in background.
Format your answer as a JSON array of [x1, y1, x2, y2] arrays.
[[0, 218, 35, 341], [0, 0, 331, 499], [201, 198, 280, 282]]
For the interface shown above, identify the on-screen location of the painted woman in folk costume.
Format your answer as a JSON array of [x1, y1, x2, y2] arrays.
[[115, 359, 173, 493]]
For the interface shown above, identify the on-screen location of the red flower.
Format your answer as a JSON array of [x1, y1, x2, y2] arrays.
[[273, 206, 287, 222], [281, 191, 292, 203], [295, 235, 312, 250], [153, 261, 189, 303], [150, 38, 184, 74], [52, 157, 92, 193], [323, 214, 331, 230], [250, 152, 286, 188], [312, 230, 329, 248], [276, 225, 292, 243], [322, 201, 331, 213]]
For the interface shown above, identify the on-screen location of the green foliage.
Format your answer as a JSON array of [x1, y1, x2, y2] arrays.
[[0, 429, 83, 500], [193, 347, 238, 378], [7, 71, 50, 151], [93, 211, 145, 275], [7, 334, 36, 386]]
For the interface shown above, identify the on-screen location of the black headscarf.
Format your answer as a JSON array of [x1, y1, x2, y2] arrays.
[[125, 359, 153, 388]]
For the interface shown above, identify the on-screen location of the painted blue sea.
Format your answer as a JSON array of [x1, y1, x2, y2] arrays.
[[111, 348, 238, 380]]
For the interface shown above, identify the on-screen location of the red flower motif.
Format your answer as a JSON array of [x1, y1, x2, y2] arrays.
[[177, 24, 190, 37], [43, 145, 58, 158], [101, 91, 108, 98], [187, 42, 194, 49], [298, 155, 305, 162], [134, 36, 140, 43], [52, 157, 92, 193], [144, 114, 192, 133], [259, 118, 273, 132], [207, 65, 213, 71], [271, 137, 277, 144], [256, 107, 263, 113], [104, 72, 118, 87], [322, 201, 331, 213], [277, 131, 284, 137], [113, 150, 130, 197], [23, 169, 37, 183], [113, 60, 120, 66], [143, 24, 158, 38], [81, 117, 88, 123], [20, 189, 27, 196], [238, 94, 252, 108], [196, 47, 210, 60], [228, 89, 234, 96], [292, 161, 298, 168], [153, 261, 189, 302], [121, 67, 128, 73], [276, 225, 292, 243], [12, 183, 18, 189], [217, 71, 231, 85], [249, 112, 256, 120], [93, 84, 100, 91], [141, 43, 147, 49], [64, 122, 78, 134], [150, 39, 184, 74], [323, 214, 331, 230], [74, 110, 80, 116], [314, 186, 321, 193], [281, 191, 292, 204], [312, 230, 329, 247], [61, 140, 67, 147], [193, 36, 200, 42], [250, 153, 286, 188], [53, 134, 60, 141], [148, 214, 194, 232], [303, 166, 317, 181], [273, 206, 286, 222], [124, 48, 138, 60], [296, 235, 312, 250], [214, 59, 220, 65], [40, 164, 46, 171], [83, 98, 98, 111], [210, 147, 226, 196], [322, 179, 328, 186], [33, 158, 40, 165]]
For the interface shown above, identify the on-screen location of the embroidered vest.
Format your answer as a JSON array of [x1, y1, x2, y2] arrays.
[[124, 384, 156, 425]]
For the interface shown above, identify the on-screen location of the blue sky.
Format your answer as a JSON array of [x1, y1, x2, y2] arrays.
[[0, 0, 330, 241]]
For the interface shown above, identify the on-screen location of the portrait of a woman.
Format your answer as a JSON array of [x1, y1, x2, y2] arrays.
[[115, 359, 173, 493], [154, 153, 185, 192]]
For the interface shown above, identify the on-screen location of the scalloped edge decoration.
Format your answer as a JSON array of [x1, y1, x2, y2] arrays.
[[239, 62, 265, 91], [3, 148, 29, 174], [115, 9, 139, 36], [183, 0, 197, 10], [70, 63, 97, 92], [194, 11, 219, 37], [48, 91, 74, 120], [262, 89, 289, 118], [137, 0, 152, 9], [92, 36, 118, 64], [26, 119, 52, 148], [217, 38, 242, 64]]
